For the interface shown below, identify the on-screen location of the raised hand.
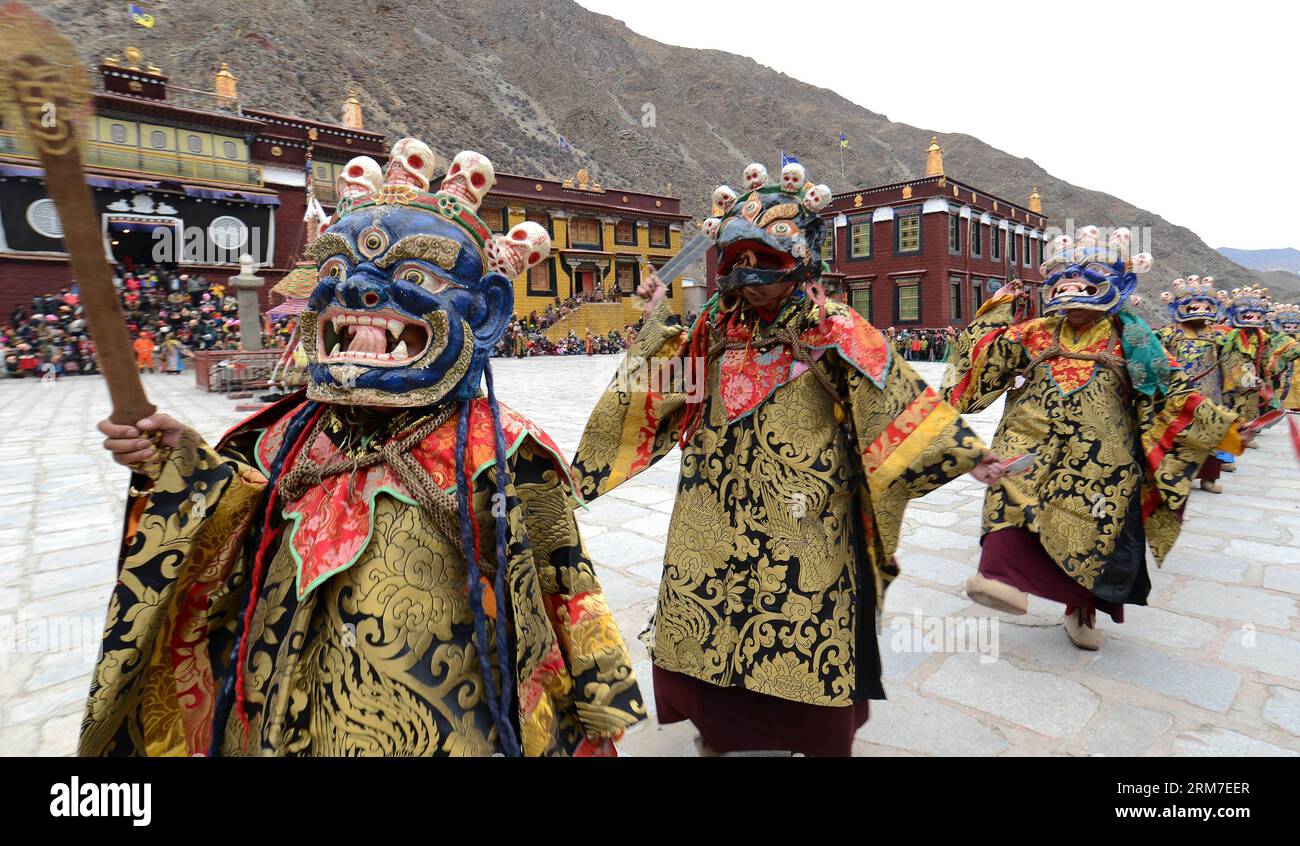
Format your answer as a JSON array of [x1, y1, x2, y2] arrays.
[[635, 268, 667, 319], [97, 413, 184, 468], [993, 278, 1025, 301]]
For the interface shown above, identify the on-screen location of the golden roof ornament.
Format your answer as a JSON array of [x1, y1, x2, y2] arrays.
[[340, 89, 363, 129], [1029, 186, 1042, 213], [926, 136, 944, 177], [124, 46, 142, 69]]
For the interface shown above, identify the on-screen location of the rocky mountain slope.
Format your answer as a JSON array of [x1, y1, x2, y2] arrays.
[[31, 0, 1281, 306]]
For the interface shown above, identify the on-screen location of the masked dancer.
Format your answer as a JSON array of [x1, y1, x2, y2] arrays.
[[85, 139, 644, 756], [571, 161, 1005, 756]]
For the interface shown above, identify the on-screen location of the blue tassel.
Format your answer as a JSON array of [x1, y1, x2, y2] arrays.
[[209, 400, 319, 757]]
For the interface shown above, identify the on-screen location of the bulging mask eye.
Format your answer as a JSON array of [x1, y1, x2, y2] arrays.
[[766, 220, 798, 238], [394, 262, 451, 295], [319, 258, 347, 281]]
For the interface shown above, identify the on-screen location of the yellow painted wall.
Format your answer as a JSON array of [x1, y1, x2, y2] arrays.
[[93, 117, 245, 161], [502, 207, 686, 327]]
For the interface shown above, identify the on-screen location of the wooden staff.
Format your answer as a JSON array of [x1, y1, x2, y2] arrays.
[[0, 1, 155, 425]]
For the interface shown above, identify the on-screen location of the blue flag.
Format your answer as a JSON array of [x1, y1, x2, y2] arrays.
[[780, 149, 799, 167], [558, 135, 571, 151], [839, 132, 848, 149], [129, 4, 156, 27]]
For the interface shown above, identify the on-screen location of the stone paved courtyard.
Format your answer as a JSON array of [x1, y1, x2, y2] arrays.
[[1, 357, 1298, 756]]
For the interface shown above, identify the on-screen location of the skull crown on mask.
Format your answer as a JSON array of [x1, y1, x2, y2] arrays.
[[300, 138, 550, 408]]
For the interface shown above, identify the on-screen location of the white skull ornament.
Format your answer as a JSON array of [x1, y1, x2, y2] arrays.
[[802, 184, 831, 212], [780, 162, 806, 193], [441, 150, 496, 212], [383, 138, 436, 191], [488, 221, 551, 278], [743, 163, 769, 190], [711, 186, 737, 216], [701, 217, 721, 240], [336, 156, 382, 202]]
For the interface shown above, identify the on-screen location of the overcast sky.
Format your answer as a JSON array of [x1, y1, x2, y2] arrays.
[[576, 0, 1292, 252]]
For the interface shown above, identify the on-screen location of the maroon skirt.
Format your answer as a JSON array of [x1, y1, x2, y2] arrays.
[[652, 665, 870, 757], [979, 527, 1125, 623], [1198, 455, 1222, 482]]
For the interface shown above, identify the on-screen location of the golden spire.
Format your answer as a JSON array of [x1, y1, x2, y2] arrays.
[[925, 136, 944, 177], [124, 46, 143, 69], [341, 89, 363, 129], [214, 62, 238, 106], [1028, 186, 1042, 213]]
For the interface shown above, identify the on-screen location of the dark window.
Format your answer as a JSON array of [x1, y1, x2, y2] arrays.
[[894, 276, 921, 323], [971, 220, 982, 256], [850, 217, 872, 258], [896, 212, 921, 254], [528, 258, 556, 295], [615, 262, 638, 293], [486, 207, 507, 234], [1009, 232, 1018, 265], [972, 277, 985, 311], [570, 217, 600, 247], [992, 226, 1002, 260], [948, 213, 961, 253], [850, 285, 871, 321], [949, 273, 964, 321], [614, 220, 635, 245], [649, 222, 670, 247]]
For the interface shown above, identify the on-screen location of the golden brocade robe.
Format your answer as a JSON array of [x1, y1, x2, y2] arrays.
[[79, 397, 644, 757], [571, 299, 986, 708], [1218, 327, 1293, 423], [943, 297, 1239, 603], [1156, 323, 1227, 404], [1267, 332, 1300, 411]]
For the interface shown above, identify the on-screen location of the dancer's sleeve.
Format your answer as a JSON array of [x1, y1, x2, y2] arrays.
[[80, 426, 267, 756], [941, 294, 1029, 413], [511, 443, 646, 755], [1140, 359, 1240, 518], [1268, 334, 1300, 373], [842, 340, 988, 566], [570, 299, 692, 501]]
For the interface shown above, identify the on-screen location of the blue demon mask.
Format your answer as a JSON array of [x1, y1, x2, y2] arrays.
[[1273, 302, 1300, 336], [1159, 275, 1223, 324], [1224, 285, 1273, 330], [1040, 226, 1152, 316], [701, 161, 833, 293], [300, 143, 549, 407]]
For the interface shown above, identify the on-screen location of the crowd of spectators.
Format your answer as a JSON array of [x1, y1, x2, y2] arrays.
[[885, 326, 957, 363], [2, 263, 288, 379], [497, 318, 631, 357]]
